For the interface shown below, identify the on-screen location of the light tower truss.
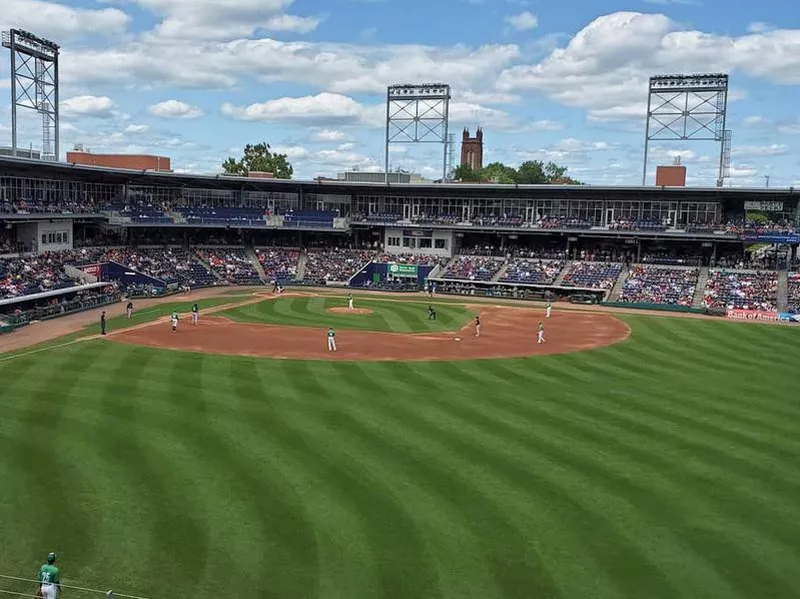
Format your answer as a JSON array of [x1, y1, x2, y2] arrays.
[[385, 83, 450, 183], [2, 29, 60, 160], [642, 73, 728, 186]]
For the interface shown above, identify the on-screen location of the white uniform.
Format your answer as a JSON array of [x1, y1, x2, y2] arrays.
[[127, 307, 133, 318], [348, 297, 354, 310], [191, 310, 198, 324], [327, 330, 337, 351], [537, 329, 545, 344], [41, 584, 57, 599], [171, 317, 178, 331], [546, 304, 552, 318]]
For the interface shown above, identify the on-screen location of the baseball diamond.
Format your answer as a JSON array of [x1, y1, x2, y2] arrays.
[[1, 156, 800, 599]]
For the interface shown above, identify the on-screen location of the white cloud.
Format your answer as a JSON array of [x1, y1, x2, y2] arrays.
[[124, 124, 150, 134], [221, 93, 364, 124], [131, 0, 321, 40], [497, 12, 800, 122], [505, 11, 538, 31], [731, 144, 789, 156], [60, 95, 115, 118], [525, 119, 563, 131], [0, 0, 129, 39], [742, 115, 767, 125], [778, 120, 800, 134], [311, 129, 351, 142], [148, 100, 203, 119], [61, 38, 519, 95], [221, 92, 516, 130]]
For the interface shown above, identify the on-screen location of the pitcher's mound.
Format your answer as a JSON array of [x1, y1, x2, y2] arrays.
[[327, 307, 374, 315]]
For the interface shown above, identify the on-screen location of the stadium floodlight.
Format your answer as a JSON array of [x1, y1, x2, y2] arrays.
[[642, 73, 728, 186], [385, 83, 451, 182], [2, 29, 60, 160]]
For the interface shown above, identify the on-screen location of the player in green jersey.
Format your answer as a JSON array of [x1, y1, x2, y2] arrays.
[[38, 553, 61, 599], [327, 327, 337, 351], [171, 311, 179, 332]]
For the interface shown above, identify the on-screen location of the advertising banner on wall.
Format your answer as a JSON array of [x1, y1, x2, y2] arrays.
[[388, 263, 418, 277], [80, 263, 101, 278], [778, 313, 800, 323], [725, 309, 780, 321], [741, 234, 800, 243]]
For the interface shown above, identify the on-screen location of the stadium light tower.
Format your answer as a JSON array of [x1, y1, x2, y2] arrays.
[[642, 73, 728, 186], [2, 29, 60, 160], [385, 83, 450, 183]]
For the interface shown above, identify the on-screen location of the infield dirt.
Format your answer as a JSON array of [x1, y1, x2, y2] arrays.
[[110, 305, 630, 361]]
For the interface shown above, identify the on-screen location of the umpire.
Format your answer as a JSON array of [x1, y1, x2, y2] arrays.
[[100, 311, 107, 335]]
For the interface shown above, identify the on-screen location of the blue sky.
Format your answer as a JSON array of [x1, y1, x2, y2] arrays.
[[1, 0, 799, 186]]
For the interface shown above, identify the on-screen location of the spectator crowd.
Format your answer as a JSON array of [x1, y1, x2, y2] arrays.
[[561, 262, 622, 290], [304, 249, 376, 284], [620, 266, 699, 306], [702, 270, 779, 311], [441, 256, 504, 281], [501, 259, 565, 285]]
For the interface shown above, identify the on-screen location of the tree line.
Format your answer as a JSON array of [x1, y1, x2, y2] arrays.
[[222, 142, 581, 185]]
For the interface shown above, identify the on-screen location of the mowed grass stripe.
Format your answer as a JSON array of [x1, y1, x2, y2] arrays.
[[219, 296, 473, 333], [1, 307, 800, 599], [346, 362, 693, 599], [399, 360, 793, 597]]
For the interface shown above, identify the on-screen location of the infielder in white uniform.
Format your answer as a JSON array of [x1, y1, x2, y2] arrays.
[[545, 302, 552, 318], [327, 327, 337, 351], [537, 321, 545, 344], [348, 294, 354, 310], [171, 311, 179, 332], [191, 303, 199, 325]]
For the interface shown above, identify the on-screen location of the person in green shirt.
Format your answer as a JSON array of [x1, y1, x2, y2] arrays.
[[327, 327, 337, 352], [38, 553, 61, 599], [171, 311, 179, 332]]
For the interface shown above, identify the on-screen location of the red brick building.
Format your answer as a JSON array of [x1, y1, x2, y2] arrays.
[[66, 150, 171, 172]]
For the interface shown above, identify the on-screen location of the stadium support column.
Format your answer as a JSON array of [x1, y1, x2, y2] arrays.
[[384, 84, 451, 183], [641, 74, 728, 186], [2, 29, 61, 160]]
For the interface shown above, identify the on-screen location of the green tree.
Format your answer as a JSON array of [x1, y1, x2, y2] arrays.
[[453, 164, 483, 182], [516, 160, 547, 184], [222, 142, 293, 179], [482, 161, 518, 184]]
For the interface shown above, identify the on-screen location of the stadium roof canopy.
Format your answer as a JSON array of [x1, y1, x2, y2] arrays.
[[0, 155, 795, 202]]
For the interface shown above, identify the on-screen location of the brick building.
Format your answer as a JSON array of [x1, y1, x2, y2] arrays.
[[66, 150, 171, 172], [460, 127, 483, 170]]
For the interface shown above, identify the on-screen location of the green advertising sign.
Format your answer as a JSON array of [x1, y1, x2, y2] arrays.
[[387, 263, 418, 277]]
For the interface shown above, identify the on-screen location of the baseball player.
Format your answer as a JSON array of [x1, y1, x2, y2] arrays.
[[327, 327, 337, 351], [347, 293, 354, 310], [100, 311, 106, 335], [126, 301, 133, 319], [545, 302, 552, 318], [37, 553, 61, 599], [427, 305, 436, 320], [537, 321, 545, 344], [171, 311, 179, 332], [475, 315, 481, 337], [191, 303, 199, 325]]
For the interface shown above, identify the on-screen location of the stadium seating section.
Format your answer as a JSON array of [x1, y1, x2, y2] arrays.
[[500, 258, 565, 285], [561, 262, 622, 289], [702, 270, 779, 311], [787, 273, 800, 313], [441, 256, 505, 281], [0, 252, 82, 299], [304, 249, 376, 284], [256, 248, 300, 283], [620, 266, 699, 305], [197, 248, 261, 284]]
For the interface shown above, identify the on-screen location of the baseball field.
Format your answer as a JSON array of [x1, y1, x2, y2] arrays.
[[1, 292, 799, 599]]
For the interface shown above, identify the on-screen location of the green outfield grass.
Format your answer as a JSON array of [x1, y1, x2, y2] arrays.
[[219, 296, 475, 332], [0, 306, 799, 599]]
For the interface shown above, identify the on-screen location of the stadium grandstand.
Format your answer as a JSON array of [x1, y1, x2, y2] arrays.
[[1, 154, 799, 328]]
